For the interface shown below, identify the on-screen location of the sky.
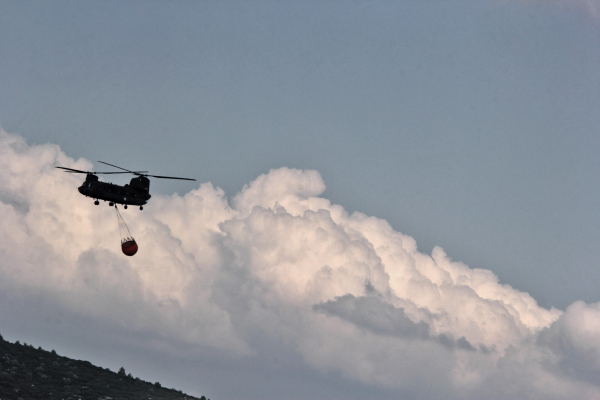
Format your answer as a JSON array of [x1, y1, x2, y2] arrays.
[[0, 1, 600, 399]]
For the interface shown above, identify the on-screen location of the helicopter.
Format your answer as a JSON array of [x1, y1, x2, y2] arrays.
[[56, 161, 196, 210]]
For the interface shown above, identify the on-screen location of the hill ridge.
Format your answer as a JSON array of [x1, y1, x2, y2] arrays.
[[0, 333, 208, 400]]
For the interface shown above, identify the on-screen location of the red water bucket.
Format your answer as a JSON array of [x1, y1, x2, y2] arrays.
[[121, 239, 138, 256]]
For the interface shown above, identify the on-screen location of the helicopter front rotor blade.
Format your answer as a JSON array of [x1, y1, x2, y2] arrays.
[[56, 166, 147, 175], [56, 166, 89, 174]]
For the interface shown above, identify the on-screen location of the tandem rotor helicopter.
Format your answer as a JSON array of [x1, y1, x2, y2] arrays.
[[56, 161, 196, 210]]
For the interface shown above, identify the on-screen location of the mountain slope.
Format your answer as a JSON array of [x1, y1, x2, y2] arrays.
[[0, 334, 208, 400]]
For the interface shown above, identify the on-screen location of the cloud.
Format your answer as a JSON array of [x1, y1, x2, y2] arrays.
[[314, 294, 482, 352], [1, 128, 600, 398], [314, 294, 431, 340], [538, 301, 600, 384]]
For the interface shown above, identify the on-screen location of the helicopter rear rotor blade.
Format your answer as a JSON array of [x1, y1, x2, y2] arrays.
[[98, 161, 196, 181], [143, 174, 196, 181], [96, 171, 148, 174], [97, 161, 138, 174]]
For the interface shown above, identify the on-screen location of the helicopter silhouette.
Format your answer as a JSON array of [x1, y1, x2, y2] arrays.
[[56, 161, 196, 210]]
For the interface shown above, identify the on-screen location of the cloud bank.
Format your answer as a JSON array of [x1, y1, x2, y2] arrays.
[[1, 129, 599, 399]]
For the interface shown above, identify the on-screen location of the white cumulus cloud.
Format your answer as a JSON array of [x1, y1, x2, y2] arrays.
[[1, 128, 599, 399]]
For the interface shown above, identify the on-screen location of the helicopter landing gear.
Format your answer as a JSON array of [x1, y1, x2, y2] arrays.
[[94, 200, 99, 205], [109, 202, 114, 207], [139, 206, 143, 210], [124, 205, 128, 209]]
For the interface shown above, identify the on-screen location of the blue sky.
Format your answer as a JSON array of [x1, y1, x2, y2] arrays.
[[1, 1, 600, 399]]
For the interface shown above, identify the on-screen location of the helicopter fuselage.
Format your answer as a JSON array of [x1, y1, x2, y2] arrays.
[[77, 173, 151, 207], [57, 161, 195, 209]]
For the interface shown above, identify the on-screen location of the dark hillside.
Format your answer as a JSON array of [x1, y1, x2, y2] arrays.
[[0, 334, 208, 400]]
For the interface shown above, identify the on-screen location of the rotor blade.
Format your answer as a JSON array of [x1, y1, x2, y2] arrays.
[[56, 166, 147, 175], [96, 171, 149, 174], [55, 166, 89, 174], [97, 161, 138, 174], [98, 161, 195, 180], [145, 175, 197, 181]]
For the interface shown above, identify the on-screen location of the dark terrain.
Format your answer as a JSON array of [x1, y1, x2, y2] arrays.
[[0, 334, 208, 400]]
